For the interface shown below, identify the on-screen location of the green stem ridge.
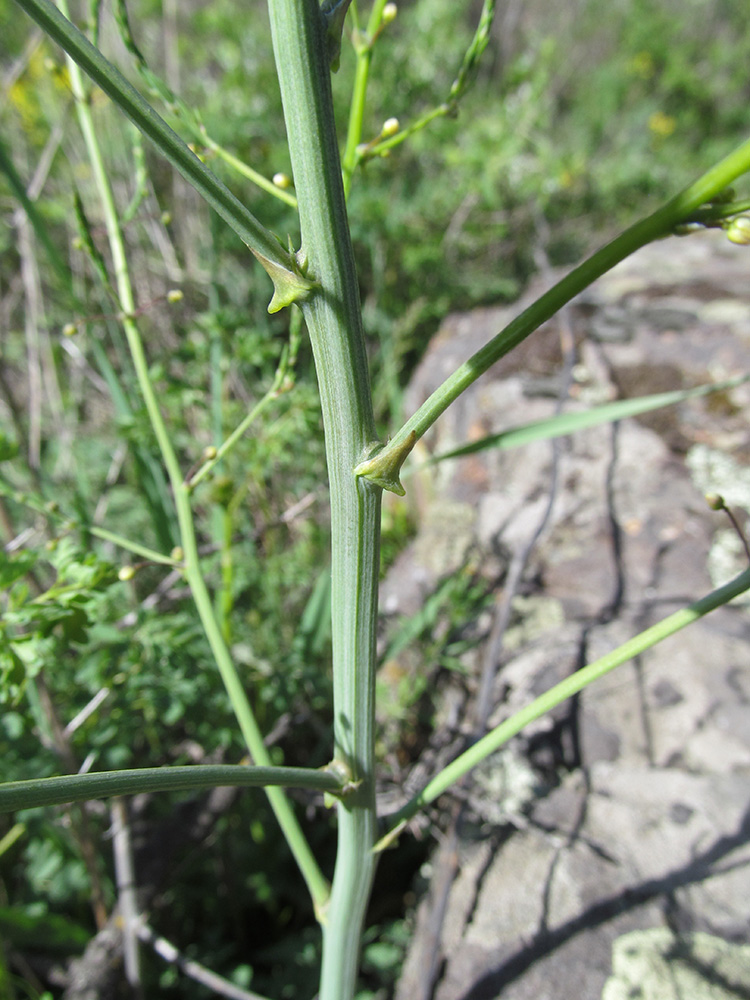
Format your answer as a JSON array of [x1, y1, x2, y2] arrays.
[[13, 0, 305, 295], [358, 134, 750, 493], [57, 0, 328, 911], [0, 765, 345, 813], [266, 0, 381, 993], [375, 565, 750, 851]]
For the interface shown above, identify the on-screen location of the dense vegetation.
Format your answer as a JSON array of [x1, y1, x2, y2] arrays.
[[1, 0, 750, 995]]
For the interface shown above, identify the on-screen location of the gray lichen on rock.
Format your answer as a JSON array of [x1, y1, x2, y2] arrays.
[[602, 928, 750, 1000]]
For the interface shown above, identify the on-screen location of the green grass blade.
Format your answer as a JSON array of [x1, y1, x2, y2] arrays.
[[430, 374, 750, 463], [0, 136, 72, 291]]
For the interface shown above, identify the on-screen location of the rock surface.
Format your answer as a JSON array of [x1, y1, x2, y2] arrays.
[[385, 232, 750, 1000]]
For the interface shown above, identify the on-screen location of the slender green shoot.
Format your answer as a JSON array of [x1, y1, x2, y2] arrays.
[[14, 0, 310, 303], [341, 0, 389, 196], [356, 134, 750, 494], [111, 0, 298, 208], [87, 526, 179, 566], [355, 0, 496, 166], [0, 764, 347, 813], [188, 308, 303, 490], [375, 565, 750, 851]]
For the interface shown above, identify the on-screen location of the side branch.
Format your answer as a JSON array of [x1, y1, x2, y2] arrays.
[[13, 0, 302, 287], [357, 135, 750, 494], [0, 764, 346, 813], [375, 565, 750, 850]]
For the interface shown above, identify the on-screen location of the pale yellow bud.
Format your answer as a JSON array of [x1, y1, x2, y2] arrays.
[[170, 546, 184, 562], [381, 117, 400, 137], [382, 2, 397, 22], [202, 445, 218, 461], [273, 172, 293, 189], [118, 565, 136, 581], [167, 289, 183, 303], [726, 216, 750, 246], [62, 323, 77, 337]]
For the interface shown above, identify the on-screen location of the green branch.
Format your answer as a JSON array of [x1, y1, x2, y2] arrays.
[[374, 565, 750, 851], [12, 0, 311, 304], [0, 764, 346, 813], [356, 134, 750, 494]]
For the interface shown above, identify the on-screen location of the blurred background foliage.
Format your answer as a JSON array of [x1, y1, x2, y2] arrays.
[[1, 0, 750, 994]]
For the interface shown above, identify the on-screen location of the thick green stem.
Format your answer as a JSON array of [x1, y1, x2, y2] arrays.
[[266, 0, 381, 996]]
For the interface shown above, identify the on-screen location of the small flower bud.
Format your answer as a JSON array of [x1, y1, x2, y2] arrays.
[[166, 289, 183, 303], [648, 111, 676, 138], [705, 493, 725, 511], [62, 322, 77, 337], [161, 211, 172, 225], [273, 172, 293, 189], [72, 237, 84, 251], [45, 538, 58, 552], [382, 2, 397, 22], [725, 216, 750, 246], [202, 445, 218, 461], [381, 117, 400, 137], [170, 546, 184, 562], [118, 565, 136, 582]]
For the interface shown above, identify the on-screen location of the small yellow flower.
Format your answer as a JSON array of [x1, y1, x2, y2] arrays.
[[62, 323, 77, 337], [118, 565, 136, 582], [381, 117, 400, 138], [166, 289, 183, 303], [627, 51, 654, 79], [648, 111, 676, 138]]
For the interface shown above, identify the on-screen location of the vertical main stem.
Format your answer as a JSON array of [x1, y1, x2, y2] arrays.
[[266, 1, 382, 997]]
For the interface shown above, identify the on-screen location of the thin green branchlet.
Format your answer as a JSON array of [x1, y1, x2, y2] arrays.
[[355, 138, 750, 495], [0, 764, 347, 813], [13, 0, 311, 305]]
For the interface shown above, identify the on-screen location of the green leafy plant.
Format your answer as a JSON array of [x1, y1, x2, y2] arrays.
[[2, 0, 750, 997]]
